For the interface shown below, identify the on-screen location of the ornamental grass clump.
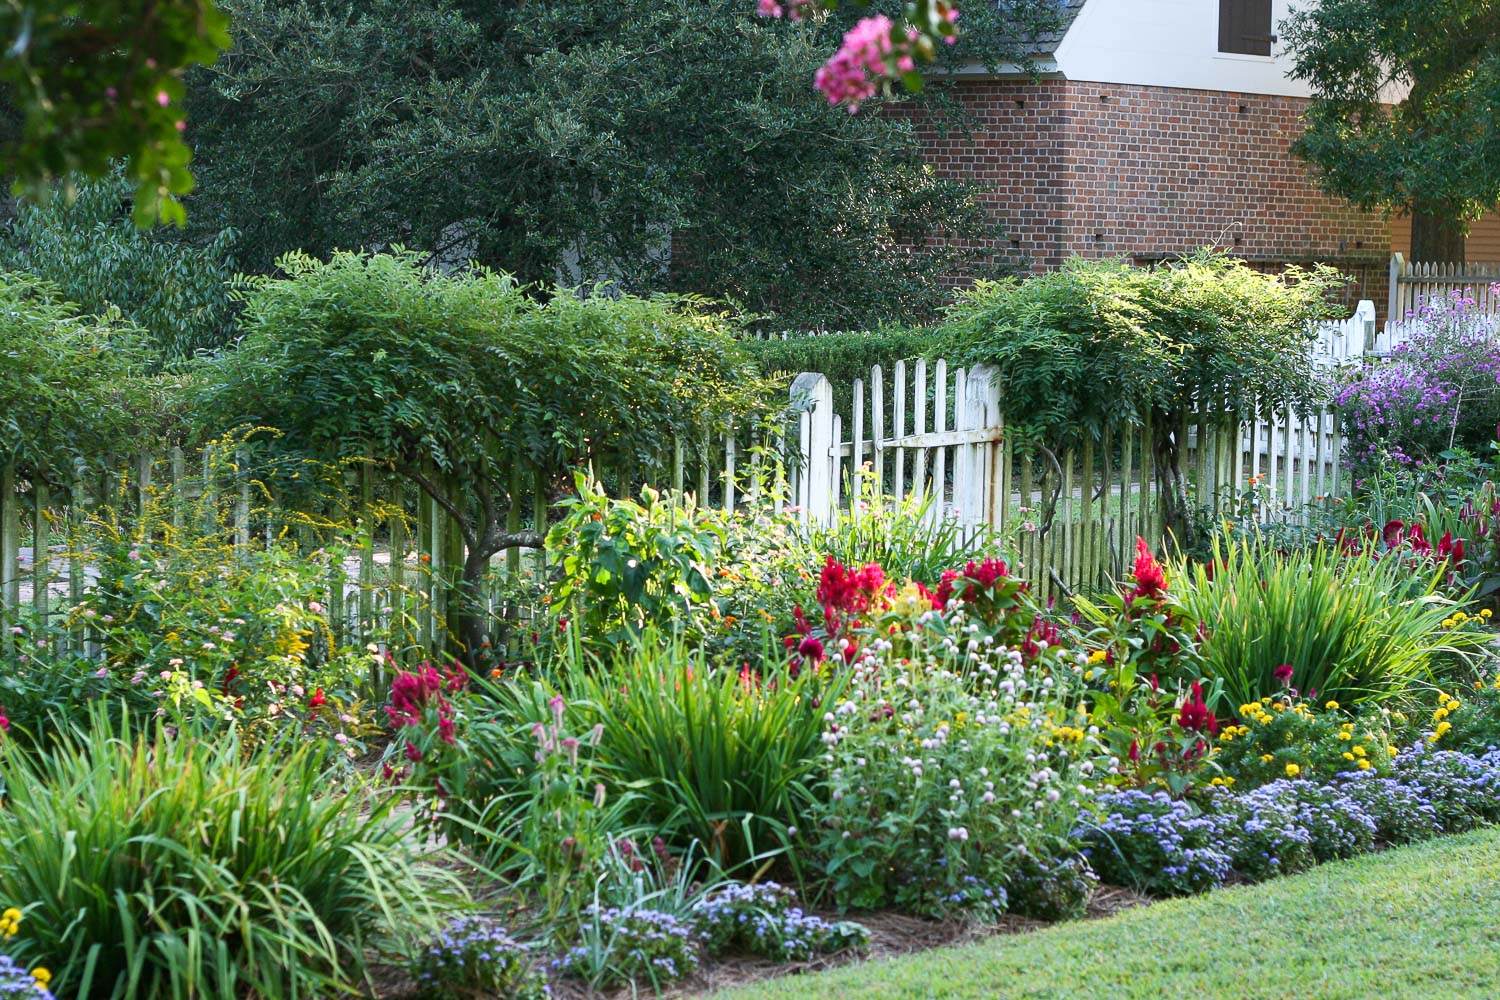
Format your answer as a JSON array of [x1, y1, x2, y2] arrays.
[[0, 709, 457, 999], [1175, 536, 1484, 706]]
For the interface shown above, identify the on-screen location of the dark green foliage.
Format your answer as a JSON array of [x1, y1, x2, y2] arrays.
[[194, 250, 764, 656], [0, 0, 230, 224], [0, 271, 150, 483], [179, 0, 1052, 328], [2, 170, 238, 361], [1282, 0, 1500, 249]]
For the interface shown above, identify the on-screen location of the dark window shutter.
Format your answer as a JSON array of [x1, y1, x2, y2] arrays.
[[1219, 0, 1273, 55]]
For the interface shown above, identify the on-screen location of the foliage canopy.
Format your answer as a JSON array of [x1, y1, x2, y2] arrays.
[[0, 272, 149, 484], [1282, 0, 1500, 258]]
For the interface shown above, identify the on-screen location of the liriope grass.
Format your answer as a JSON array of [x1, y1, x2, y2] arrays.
[[1175, 537, 1489, 706], [0, 708, 461, 999]]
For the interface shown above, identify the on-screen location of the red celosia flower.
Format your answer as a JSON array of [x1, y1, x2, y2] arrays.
[[797, 635, 825, 662], [438, 716, 456, 744], [403, 741, 424, 763], [1274, 663, 1295, 685], [1130, 537, 1167, 600], [1176, 681, 1218, 735], [1381, 519, 1406, 548], [308, 688, 327, 712]]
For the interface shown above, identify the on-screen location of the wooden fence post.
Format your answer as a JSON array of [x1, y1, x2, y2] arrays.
[[790, 372, 836, 526]]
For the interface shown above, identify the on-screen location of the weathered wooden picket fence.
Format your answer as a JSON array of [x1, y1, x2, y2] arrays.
[[0, 301, 1393, 645], [1388, 254, 1500, 323], [781, 358, 1343, 603]]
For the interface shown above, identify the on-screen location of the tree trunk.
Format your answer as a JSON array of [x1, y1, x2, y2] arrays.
[[1153, 417, 1194, 549], [1410, 211, 1467, 263], [459, 547, 497, 668]]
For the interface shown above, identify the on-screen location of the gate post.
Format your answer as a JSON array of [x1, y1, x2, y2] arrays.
[[790, 372, 836, 526], [959, 365, 1003, 532]]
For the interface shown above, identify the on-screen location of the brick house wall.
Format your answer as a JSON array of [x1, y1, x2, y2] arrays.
[[903, 78, 1393, 316]]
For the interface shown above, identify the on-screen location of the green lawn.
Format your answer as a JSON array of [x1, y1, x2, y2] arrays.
[[717, 829, 1500, 1000]]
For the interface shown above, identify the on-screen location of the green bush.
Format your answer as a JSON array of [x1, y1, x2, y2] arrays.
[[196, 250, 767, 660], [0, 272, 150, 485], [940, 252, 1346, 538], [2, 170, 238, 362], [740, 328, 941, 414], [1176, 538, 1486, 706], [566, 634, 836, 870], [0, 711, 457, 999]]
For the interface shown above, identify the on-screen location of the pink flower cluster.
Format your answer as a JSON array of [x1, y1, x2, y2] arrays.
[[756, 0, 817, 20], [386, 661, 466, 755], [813, 16, 913, 112]]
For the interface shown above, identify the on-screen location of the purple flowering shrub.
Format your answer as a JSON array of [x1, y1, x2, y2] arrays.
[[1078, 790, 1233, 896], [690, 882, 869, 961], [1385, 744, 1500, 832], [1334, 287, 1500, 474], [1217, 780, 1375, 879], [411, 917, 547, 1000], [1003, 847, 1098, 921], [552, 906, 699, 988]]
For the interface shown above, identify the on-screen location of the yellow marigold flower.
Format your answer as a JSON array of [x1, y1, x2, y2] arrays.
[[1358, 759, 1372, 770], [31, 969, 50, 986], [1272, 701, 1286, 711], [1223, 776, 1235, 785], [1388, 745, 1400, 758], [1338, 731, 1352, 740], [1285, 763, 1300, 777], [1449, 701, 1462, 712], [1482, 608, 1493, 619], [1210, 777, 1226, 786], [1325, 700, 1340, 710], [1342, 752, 1355, 761], [1260, 753, 1275, 763], [1437, 721, 1452, 736], [1, 908, 19, 924], [1087, 649, 1108, 665]]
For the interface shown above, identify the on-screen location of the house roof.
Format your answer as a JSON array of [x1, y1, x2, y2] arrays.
[[1034, 0, 1087, 51]]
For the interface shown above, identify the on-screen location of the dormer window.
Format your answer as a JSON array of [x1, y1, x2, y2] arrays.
[[1219, 0, 1274, 56]]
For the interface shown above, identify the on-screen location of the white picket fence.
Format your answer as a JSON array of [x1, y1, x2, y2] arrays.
[[784, 356, 1342, 601], [0, 302, 1400, 629]]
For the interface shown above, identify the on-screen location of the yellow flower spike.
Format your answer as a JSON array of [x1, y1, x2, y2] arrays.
[[1285, 763, 1300, 777]]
